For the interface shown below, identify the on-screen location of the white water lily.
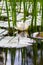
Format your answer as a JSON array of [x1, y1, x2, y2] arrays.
[[16, 21, 29, 31]]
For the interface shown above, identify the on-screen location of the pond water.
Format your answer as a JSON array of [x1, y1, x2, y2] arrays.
[[0, 30, 43, 65]]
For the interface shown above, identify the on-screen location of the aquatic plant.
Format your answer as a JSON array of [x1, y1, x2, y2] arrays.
[[0, 0, 4, 15], [5, 0, 11, 35], [30, 0, 37, 33], [23, 0, 26, 22], [5, 0, 16, 35], [41, 0, 43, 31]]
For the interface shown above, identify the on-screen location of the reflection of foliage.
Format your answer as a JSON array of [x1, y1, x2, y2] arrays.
[[22, 47, 27, 65], [10, 48, 16, 65], [33, 42, 38, 65], [40, 42, 43, 65]]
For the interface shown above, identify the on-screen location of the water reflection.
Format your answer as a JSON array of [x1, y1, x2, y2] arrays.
[[0, 31, 43, 65], [17, 31, 29, 37]]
